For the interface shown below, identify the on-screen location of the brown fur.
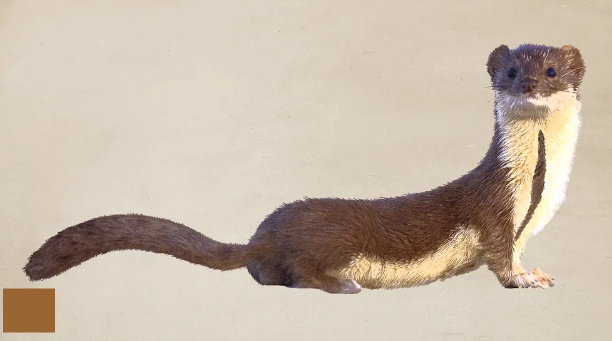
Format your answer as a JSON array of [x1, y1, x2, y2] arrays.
[[24, 44, 585, 294]]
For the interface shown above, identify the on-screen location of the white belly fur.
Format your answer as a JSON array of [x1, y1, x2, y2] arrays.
[[328, 229, 482, 289]]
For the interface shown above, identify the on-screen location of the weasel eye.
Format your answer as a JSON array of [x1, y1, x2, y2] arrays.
[[507, 67, 518, 79], [546, 67, 556, 77]]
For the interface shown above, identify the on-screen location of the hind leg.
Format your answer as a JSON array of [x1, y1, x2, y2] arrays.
[[291, 273, 362, 294], [247, 261, 291, 287]]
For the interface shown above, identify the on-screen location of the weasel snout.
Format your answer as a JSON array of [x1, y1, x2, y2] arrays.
[[520, 77, 538, 94]]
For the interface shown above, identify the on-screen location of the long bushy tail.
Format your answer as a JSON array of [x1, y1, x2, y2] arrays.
[[24, 214, 257, 281]]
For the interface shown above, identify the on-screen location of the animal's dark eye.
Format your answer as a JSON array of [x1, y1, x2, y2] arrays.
[[507, 67, 518, 79], [546, 67, 556, 77]]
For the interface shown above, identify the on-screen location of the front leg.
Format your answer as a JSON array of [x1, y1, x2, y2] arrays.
[[485, 229, 555, 289], [512, 235, 529, 274], [500, 128, 555, 288], [507, 234, 555, 288]]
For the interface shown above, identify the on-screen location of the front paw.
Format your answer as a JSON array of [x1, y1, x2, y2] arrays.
[[504, 268, 556, 288]]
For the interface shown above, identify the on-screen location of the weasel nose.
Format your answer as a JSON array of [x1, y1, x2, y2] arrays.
[[520, 77, 538, 93]]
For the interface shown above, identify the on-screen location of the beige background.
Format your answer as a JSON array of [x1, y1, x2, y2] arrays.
[[1, 0, 611, 340]]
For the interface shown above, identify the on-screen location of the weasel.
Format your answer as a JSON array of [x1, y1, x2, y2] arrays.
[[24, 44, 585, 294]]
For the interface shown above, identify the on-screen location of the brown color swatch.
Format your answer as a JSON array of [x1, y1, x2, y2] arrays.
[[3, 288, 55, 333]]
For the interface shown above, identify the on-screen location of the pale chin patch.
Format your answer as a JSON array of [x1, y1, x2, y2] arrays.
[[495, 90, 578, 120], [526, 95, 556, 107]]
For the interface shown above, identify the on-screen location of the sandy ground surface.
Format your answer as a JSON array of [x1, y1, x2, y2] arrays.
[[1, 0, 611, 340]]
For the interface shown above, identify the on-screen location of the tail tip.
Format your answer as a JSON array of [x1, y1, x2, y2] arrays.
[[23, 260, 48, 281]]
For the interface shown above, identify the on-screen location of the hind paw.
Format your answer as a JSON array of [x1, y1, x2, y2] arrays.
[[291, 276, 362, 294], [337, 279, 362, 294]]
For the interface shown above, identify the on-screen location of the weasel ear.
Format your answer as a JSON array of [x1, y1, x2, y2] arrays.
[[487, 45, 511, 80], [560, 45, 585, 84]]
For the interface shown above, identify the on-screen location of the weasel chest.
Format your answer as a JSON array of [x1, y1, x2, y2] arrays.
[[502, 106, 581, 239]]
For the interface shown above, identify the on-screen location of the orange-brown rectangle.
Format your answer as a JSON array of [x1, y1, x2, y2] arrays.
[[3, 288, 55, 333]]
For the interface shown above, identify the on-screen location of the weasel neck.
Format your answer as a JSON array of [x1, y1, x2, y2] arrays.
[[494, 91, 582, 178], [493, 91, 582, 235]]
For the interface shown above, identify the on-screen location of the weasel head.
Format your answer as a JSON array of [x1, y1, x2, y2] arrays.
[[486, 44, 585, 120]]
